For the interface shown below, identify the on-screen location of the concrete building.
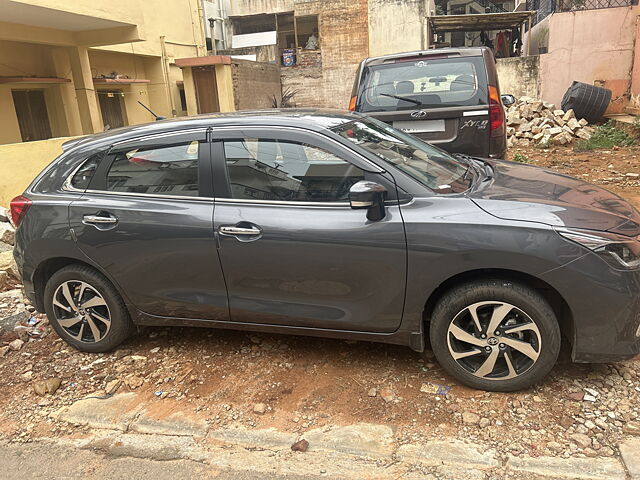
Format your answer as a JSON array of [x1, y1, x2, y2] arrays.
[[0, 0, 207, 145], [220, 0, 434, 109]]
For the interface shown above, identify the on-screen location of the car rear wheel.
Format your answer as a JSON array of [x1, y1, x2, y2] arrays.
[[44, 265, 133, 353], [429, 279, 560, 392]]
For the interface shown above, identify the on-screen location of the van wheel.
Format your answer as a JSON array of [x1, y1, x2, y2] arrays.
[[429, 279, 560, 392], [44, 265, 133, 353]]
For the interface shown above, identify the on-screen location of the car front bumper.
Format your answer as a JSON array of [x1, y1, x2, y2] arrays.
[[541, 251, 640, 362]]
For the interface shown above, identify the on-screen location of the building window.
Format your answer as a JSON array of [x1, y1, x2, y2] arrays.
[[97, 90, 126, 130], [296, 16, 319, 50], [12, 89, 52, 142]]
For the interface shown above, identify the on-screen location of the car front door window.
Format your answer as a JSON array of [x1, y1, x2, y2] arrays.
[[223, 138, 365, 203]]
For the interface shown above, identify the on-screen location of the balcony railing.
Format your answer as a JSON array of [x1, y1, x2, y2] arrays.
[[527, 0, 636, 25]]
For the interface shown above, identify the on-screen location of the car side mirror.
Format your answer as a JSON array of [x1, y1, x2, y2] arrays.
[[349, 180, 387, 221], [501, 94, 516, 107]]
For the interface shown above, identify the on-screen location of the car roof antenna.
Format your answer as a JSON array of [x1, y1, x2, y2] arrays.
[[138, 101, 167, 121]]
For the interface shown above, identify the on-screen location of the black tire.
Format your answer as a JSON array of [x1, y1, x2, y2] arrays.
[[561, 81, 611, 123], [429, 279, 560, 392], [44, 264, 133, 353]]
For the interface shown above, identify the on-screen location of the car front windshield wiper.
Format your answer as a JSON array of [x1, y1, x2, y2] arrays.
[[378, 93, 422, 106], [453, 153, 492, 182]]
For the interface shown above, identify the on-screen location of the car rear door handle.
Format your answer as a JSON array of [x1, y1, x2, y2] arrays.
[[219, 226, 261, 236]]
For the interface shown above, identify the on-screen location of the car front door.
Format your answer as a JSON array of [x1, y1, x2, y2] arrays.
[[211, 127, 406, 333], [68, 129, 229, 321]]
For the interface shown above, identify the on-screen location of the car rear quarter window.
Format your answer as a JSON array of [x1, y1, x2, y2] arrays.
[[69, 154, 101, 190], [357, 56, 488, 112], [106, 141, 199, 196], [223, 138, 365, 202]]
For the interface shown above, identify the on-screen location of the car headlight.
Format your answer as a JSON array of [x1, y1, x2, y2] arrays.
[[556, 228, 640, 270]]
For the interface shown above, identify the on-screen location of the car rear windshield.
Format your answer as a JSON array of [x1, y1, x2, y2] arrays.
[[331, 117, 472, 194], [356, 55, 488, 113]]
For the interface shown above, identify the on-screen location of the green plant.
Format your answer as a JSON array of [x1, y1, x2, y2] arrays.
[[512, 153, 529, 163], [575, 121, 635, 151], [632, 115, 640, 133]]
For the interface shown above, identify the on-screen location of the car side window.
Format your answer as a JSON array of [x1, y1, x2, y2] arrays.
[[106, 141, 199, 195], [70, 154, 101, 190], [223, 138, 365, 202]]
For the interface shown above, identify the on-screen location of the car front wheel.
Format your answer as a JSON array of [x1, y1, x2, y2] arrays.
[[44, 264, 133, 352], [429, 279, 561, 392]]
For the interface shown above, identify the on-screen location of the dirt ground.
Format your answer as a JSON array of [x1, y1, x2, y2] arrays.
[[1, 145, 640, 461]]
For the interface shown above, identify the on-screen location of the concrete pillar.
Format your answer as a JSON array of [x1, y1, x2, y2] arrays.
[[214, 64, 235, 112], [51, 48, 83, 136], [0, 86, 22, 144], [144, 57, 172, 118], [67, 46, 103, 134], [181, 67, 199, 116]]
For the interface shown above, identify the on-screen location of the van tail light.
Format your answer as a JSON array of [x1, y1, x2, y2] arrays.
[[488, 85, 505, 137], [348, 96, 357, 111], [9, 195, 32, 227]]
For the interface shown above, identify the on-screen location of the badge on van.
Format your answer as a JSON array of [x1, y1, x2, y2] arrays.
[[410, 110, 428, 118]]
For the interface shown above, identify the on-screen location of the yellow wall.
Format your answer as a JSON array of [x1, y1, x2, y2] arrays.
[[367, 0, 427, 57], [0, 137, 78, 207]]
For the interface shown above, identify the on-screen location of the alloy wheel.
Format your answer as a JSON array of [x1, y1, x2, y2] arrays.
[[52, 280, 111, 343], [446, 301, 542, 380]]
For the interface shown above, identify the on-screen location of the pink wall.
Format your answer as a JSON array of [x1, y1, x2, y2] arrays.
[[540, 6, 638, 114]]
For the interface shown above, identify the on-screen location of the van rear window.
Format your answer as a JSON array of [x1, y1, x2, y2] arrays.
[[356, 56, 488, 113]]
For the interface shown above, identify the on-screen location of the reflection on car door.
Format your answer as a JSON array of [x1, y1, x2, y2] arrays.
[[68, 129, 229, 321], [211, 127, 407, 333]]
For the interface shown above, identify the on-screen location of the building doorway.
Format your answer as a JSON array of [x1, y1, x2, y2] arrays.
[[193, 66, 220, 113], [98, 90, 126, 130], [12, 89, 53, 142]]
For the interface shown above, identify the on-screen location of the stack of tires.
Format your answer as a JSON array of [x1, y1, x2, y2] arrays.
[[561, 81, 611, 123]]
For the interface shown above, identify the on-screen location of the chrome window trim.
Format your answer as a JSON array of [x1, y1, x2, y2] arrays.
[[82, 189, 211, 202], [214, 197, 350, 207]]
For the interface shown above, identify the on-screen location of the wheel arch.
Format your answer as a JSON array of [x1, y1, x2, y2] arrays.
[[421, 268, 575, 347]]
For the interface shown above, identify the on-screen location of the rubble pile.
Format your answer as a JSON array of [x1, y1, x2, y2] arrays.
[[506, 96, 595, 148]]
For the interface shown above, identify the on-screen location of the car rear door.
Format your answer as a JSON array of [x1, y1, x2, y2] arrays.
[[68, 128, 229, 321], [355, 52, 493, 157], [210, 126, 407, 333]]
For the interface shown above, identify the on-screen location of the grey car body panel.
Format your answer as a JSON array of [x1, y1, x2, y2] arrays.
[[13, 109, 640, 363]]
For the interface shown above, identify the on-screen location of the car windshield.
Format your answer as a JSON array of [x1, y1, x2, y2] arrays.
[[357, 56, 488, 112], [331, 117, 472, 193]]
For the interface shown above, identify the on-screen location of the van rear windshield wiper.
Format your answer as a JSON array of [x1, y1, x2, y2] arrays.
[[379, 93, 422, 106]]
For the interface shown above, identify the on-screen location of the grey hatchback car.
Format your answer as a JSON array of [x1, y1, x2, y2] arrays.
[[12, 110, 640, 391]]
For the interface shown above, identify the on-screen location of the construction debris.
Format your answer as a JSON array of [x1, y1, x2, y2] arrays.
[[506, 96, 595, 148]]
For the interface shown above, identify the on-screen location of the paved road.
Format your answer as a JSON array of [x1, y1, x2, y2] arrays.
[[0, 441, 323, 480]]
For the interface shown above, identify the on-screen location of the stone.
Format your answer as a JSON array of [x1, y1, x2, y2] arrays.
[[45, 377, 62, 394], [253, 403, 267, 415], [507, 454, 625, 479], [130, 411, 209, 437], [33, 381, 47, 396], [105, 379, 122, 395], [479, 418, 491, 428], [546, 441, 563, 452], [578, 118, 588, 126], [547, 127, 563, 135], [302, 423, 394, 456], [379, 388, 395, 403], [0, 346, 9, 357], [126, 375, 144, 389], [626, 173, 640, 178], [8, 338, 23, 351], [567, 118, 581, 130], [624, 421, 640, 435], [462, 411, 480, 425], [0, 223, 15, 246], [553, 109, 565, 117], [569, 433, 591, 449], [576, 129, 592, 140], [291, 439, 309, 452], [367, 388, 377, 397], [397, 440, 499, 469], [562, 108, 576, 121], [568, 392, 584, 401], [620, 438, 640, 479], [57, 392, 142, 431]]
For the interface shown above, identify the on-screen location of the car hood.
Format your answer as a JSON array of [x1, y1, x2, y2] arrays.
[[469, 159, 640, 235]]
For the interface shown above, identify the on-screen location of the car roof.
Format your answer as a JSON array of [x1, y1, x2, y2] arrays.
[[62, 109, 364, 152], [361, 47, 489, 67]]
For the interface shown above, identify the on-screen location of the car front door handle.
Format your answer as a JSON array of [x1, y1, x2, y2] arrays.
[[219, 226, 261, 236], [83, 214, 118, 224]]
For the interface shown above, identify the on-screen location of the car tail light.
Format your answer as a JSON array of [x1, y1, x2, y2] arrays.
[[348, 96, 357, 111], [488, 85, 505, 137], [9, 195, 32, 227]]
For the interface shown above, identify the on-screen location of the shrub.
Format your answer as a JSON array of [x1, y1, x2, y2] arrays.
[[575, 121, 634, 151]]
